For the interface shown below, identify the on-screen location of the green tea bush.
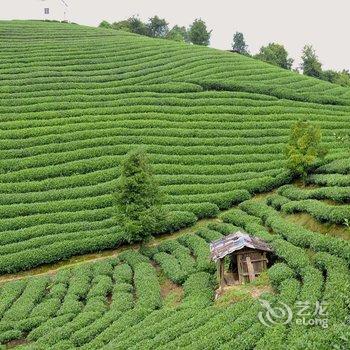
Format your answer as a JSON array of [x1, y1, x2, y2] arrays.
[[308, 174, 350, 186], [154, 252, 187, 284], [316, 158, 350, 174], [281, 199, 350, 224], [255, 324, 286, 350], [134, 262, 162, 310], [2, 277, 49, 322], [112, 263, 133, 284], [268, 263, 295, 289], [164, 202, 219, 218], [206, 222, 239, 235], [156, 211, 197, 233], [178, 234, 215, 273], [314, 252, 350, 322], [182, 272, 215, 308], [266, 193, 291, 210], [196, 227, 223, 242], [0, 279, 27, 318], [158, 240, 195, 275], [100, 308, 175, 348], [278, 184, 350, 203]]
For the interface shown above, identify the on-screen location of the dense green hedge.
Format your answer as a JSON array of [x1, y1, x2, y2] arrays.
[[154, 252, 187, 284], [308, 173, 350, 187], [281, 199, 350, 225], [268, 263, 295, 289], [266, 193, 291, 210], [277, 184, 350, 203], [181, 272, 215, 309], [134, 263, 162, 310], [198, 80, 350, 106]]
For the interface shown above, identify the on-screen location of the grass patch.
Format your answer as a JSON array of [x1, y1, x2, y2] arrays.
[[215, 272, 273, 307]]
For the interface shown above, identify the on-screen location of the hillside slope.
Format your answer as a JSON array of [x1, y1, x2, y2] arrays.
[[0, 20, 349, 272]]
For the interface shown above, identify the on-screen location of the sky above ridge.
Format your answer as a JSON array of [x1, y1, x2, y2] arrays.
[[2, 0, 350, 71]]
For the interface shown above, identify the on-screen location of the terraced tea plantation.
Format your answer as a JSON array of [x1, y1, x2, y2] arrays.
[[0, 20, 350, 271], [0, 20, 349, 349], [0, 169, 349, 348]]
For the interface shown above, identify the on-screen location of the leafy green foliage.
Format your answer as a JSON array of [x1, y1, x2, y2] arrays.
[[281, 199, 350, 225], [134, 262, 162, 310], [301, 44, 322, 78], [100, 16, 186, 42], [99, 16, 149, 36], [154, 252, 187, 284], [182, 272, 214, 308], [147, 16, 169, 38], [127, 16, 149, 36], [255, 42, 293, 69], [268, 263, 295, 288], [98, 20, 111, 29], [166, 25, 189, 42], [322, 69, 350, 87], [285, 121, 327, 180], [115, 148, 164, 243], [277, 184, 350, 203], [188, 18, 211, 46], [232, 31, 249, 55]]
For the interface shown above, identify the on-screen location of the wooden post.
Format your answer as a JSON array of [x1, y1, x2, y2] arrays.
[[219, 259, 225, 290], [246, 256, 256, 282], [263, 252, 268, 269], [237, 254, 243, 284], [216, 260, 221, 287]]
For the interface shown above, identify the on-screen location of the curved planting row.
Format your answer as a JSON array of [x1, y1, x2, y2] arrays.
[[0, 226, 221, 348], [266, 162, 350, 227], [0, 20, 349, 273], [221, 204, 349, 349], [0, 216, 348, 349]]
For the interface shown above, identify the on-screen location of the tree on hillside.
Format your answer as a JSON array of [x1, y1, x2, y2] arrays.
[[322, 69, 350, 87], [285, 121, 327, 182], [255, 43, 293, 69], [231, 32, 249, 55], [99, 20, 111, 29], [147, 16, 169, 38], [335, 70, 350, 86], [111, 20, 132, 32], [332, 69, 350, 86], [98, 16, 192, 45], [188, 19, 211, 46], [300, 45, 322, 78], [128, 16, 149, 36], [115, 148, 164, 243], [167, 25, 189, 42], [321, 69, 339, 84]]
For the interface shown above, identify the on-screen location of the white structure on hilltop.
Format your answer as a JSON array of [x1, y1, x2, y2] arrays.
[[38, 0, 69, 22]]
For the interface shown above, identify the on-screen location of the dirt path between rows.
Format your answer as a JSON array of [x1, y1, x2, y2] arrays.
[[0, 218, 220, 284]]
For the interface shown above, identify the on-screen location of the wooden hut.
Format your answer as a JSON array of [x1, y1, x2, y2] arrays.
[[210, 231, 273, 289]]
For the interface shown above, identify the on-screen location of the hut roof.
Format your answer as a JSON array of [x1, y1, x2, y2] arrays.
[[210, 231, 273, 262]]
